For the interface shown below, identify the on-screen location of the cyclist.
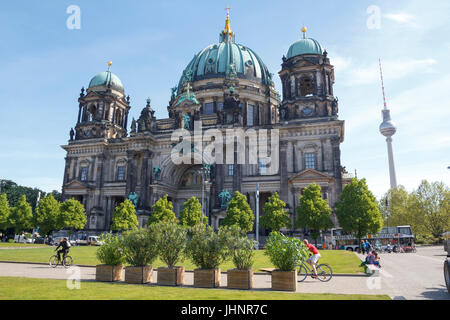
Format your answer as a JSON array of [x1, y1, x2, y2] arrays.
[[55, 238, 70, 263], [303, 239, 321, 278]]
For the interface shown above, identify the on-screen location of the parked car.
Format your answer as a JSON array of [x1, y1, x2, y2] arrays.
[[88, 236, 102, 246]]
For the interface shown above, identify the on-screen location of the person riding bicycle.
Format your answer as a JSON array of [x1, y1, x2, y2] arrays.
[[55, 238, 70, 263], [303, 239, 321, 278]]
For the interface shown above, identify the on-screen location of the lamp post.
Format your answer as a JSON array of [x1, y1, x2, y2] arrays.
[[200, 166, 208, 225]]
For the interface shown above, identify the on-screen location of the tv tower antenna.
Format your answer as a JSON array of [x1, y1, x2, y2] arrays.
[[378, 59, 398, 189]]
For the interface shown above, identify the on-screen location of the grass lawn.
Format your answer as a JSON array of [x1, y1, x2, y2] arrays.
[[0, 246, 364, 274], [0, 243, 47, 248], [0, 276, 390, 300]]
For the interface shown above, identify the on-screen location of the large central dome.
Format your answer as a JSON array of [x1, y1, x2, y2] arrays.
[[178, 12, 273, 90]]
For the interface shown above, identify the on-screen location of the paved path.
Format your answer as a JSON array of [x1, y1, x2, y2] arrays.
[[2, 247, 447, 299], [0, 262, 390, 297], [357, 245, 449, 300]]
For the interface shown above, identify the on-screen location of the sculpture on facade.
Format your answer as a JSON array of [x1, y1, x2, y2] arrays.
[[153, 167, 161, 181], [128, 192, 139, 208], [183, 113, 191, 130], [218, 189, 232, 209]]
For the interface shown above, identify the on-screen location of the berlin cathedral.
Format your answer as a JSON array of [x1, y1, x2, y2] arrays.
[[61, 11, 351, 235]]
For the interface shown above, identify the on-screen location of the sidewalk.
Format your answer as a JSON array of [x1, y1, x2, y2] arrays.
[[0, 262, 392, 296]]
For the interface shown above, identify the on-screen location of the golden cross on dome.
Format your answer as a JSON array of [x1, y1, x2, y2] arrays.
[[224, 6, 232, 36], [185, 82, 192, 95], [107, 61, 112, 71]]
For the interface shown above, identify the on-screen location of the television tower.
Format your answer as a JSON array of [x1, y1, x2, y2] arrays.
[[378, 59, 398, 189]]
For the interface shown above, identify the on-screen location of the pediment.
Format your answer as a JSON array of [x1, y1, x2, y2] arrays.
[[289, 169, 334, 182], [64, 180, 93, 190]]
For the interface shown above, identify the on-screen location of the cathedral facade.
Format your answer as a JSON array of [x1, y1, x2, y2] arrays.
[[61, 14, 351, 234]]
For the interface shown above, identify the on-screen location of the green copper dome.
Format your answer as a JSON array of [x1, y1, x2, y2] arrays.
[[88, 70, 124, 93], [179, 41, 273, 89], [286, 38, 324, 59]]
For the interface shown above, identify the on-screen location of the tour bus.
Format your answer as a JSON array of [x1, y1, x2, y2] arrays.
[[331, 225, 415, 252]]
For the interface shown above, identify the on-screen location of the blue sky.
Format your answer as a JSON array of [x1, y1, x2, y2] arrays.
[[0, 0, 448, 198]]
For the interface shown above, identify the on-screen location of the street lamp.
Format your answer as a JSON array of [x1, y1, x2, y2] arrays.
[[199, 166, 209, 225]]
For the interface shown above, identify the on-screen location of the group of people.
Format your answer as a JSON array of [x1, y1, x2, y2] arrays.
[[360, 240, 381, 268]]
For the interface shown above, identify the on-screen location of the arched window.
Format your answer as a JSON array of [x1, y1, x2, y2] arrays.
[[300, 77, 314, 96]]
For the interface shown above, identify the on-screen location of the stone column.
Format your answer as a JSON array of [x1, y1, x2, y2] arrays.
[[126, 150, 137, 195], [331, 137, 343, 197], [279, 141, 289, 203]]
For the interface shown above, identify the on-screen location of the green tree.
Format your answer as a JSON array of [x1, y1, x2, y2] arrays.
[[260, 192, 291, 231], [0, 193, 11, 231], [296, 183, 333, 244], [58, 199, 87, 237], [411, 180, 449, 240], [147, 194, 177, 226], [8, 195, 33, 234], [222, 191, 254, 233], [179, 196, 207, 227], [335, 178, 383, 242], [35, 194, 61, 236], [111, 199, 139, 232]]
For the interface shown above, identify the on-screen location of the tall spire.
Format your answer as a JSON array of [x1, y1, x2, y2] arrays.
[[220, 7, 235, 42], [378, 58, 398, 189], [379, 58, 388, 110]]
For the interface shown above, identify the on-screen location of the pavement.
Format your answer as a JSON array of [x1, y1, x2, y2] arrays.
[[0, 246, 448, 299], [356, 245, 449, 300]]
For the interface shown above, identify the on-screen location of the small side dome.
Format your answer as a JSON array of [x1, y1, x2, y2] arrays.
[[88, 64, 124, 93], [287, 38, 324, 59]]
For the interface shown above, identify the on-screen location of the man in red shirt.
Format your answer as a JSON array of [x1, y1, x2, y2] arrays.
[[304, 239, 321, 278]]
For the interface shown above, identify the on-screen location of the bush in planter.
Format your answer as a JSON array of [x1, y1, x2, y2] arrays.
[[148, 221, 188, 286], [186, 225, 230, 288], [223, 226, 257, 290], [122, 229, 158, 284], [264, 231, 309, 291], [95, 233, 125, 282]]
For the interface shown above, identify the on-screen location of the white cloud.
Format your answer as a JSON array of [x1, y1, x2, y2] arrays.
[[384, 12, 417, 27]]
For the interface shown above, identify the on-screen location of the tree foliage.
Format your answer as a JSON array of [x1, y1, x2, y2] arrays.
[[179, 196, 207, 227], [260, 192, 291, 231], [122, 228, 158, 267], [147, 195, 177, 226], [186, 224, 230, 269], [296, 183, 333, 242], [264, 231, 309, 271], [8, 195, 33, 234], [58, 198, 87, 236], [379, 181, 450, 242], [35, 194, 61, 236], [148, 221, 187, 268], [0, 193, 11, 231], [335, 178, 383, 241], [111, 199, 138, 232], [222, 191, 254, 233], [96, 233, 124, 266]]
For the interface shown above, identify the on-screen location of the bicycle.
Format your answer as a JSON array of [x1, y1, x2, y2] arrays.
[[49, 252, 73, 268], [297, 258, 333, 282]]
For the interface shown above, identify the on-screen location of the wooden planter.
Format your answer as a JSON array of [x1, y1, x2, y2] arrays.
[[125, 266, 153, 284], [271, 270, 297, 292], [194, 268, 221, 288], [227, 269, 254, 290], [95, 264, 124, 282], [157, 267, 185, 286]]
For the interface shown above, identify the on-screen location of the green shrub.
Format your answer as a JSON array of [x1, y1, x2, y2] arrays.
[[187, 225, 230, 269], [149, 221, 187, 268], [96, 233, 124, 266], [122, 229, 158, 267], [7, 239, 14, 243], [222, 225, 256, 270], [264, 231, 309, 271]]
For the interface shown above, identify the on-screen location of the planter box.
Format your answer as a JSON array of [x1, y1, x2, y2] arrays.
[[157, 267, 185, 286], [125, 266, 153, 284], [271, 270, 297, 292], [227, 269, 253, 290], [194, 268, 221, 288], [95, 264, 123, 282]]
